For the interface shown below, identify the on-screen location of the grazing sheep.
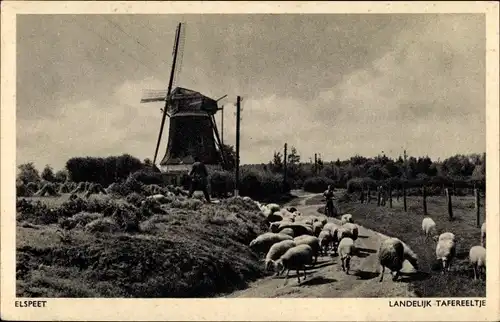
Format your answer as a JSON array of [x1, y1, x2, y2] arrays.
[[264, 240, 297, 273], [481, 222, 486, 247], [436, 233, 456, 273], [341, 213, 353, 225], [265, 211, 284, 223], [278, 222, 313, 237], [279, 227, 295, 237], [378, 237, 419, 282], [438, 232, 456, 242], [338, 237, 355, 274], [269, 220, 294, 232], [266, 203, 281, 213], [323, 222, 340, 234], [274, 244, 314, 284], [293, 235, 320, 265], [312, 221, 324, 237], [469, 245, 486, 280], [249, 232, 293, 254], [339, 223, 359, 241], [421, 217, 437, 240], [318, 229, 333, 255]]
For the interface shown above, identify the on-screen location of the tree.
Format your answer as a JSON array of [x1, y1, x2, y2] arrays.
[[288, 147, 300, 165], [54, 169, 69, 183], [41, 165, 56, 182], [270, 151, 283, 173], [221, 144, 236, 171], [17, 162, 41, 184]]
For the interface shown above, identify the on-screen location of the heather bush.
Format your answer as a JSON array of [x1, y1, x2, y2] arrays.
[[303, 176, 335, 193]]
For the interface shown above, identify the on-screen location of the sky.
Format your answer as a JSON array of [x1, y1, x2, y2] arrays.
[[16, 14, 486, 171]]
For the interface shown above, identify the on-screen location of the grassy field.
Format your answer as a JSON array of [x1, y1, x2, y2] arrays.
[[16, 192, 270, 298], [324, 194, 486, 297]]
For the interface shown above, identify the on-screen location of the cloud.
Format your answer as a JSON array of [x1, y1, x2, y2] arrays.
[[16, 14, 485, 170]]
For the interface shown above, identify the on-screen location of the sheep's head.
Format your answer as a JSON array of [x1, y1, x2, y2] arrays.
[[264, 259, 274, 272], [274, 259, 285, 275]]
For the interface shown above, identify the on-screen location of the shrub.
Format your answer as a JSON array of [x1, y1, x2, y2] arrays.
[[303, 176, 335, 193], [209, 170, 235, 198], [129, 170, 164, 186], [126, 192, 146, 207], [346, 177, 378, 193], [238, 169, 285, 201], [85, 218, 120, 233]]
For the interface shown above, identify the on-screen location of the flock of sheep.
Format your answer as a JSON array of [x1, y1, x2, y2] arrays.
[[422, 216, 487, 280], [246, 200, 487, 285]]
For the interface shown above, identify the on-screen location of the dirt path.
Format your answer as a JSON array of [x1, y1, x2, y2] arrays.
[[225, 194, 418, 298]]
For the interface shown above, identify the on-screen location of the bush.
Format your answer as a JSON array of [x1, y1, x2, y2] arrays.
[[209, 171, 235, 198], [239, 169, 285, 201], [346, 177, 378, 193], [129, 170, 164, 186], [303, 176, 335, 193]]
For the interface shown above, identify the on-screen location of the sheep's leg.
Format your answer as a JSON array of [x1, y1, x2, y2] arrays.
[[296, 269, 301, 283], [473, 265, 477, 280], [303, 265, 307, 280], [346, 257, 350, 275], [392, 270, 400, 281], [379, 265, 385, 282], [341, 258, 345, 271]]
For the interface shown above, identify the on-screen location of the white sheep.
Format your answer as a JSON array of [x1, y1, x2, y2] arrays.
[[378, 237, 419, 282], [249, 232, 293, 255], [274, 244, 314, 284], [323, 223, 340, 254], [323, 222, 340, 234], [436, 234, 456, 273], [312, 221, 324, 237], [469, 245, 486, 280], [438, 232, 456, 242], [264, 240, 297, 273], [279, 227, 295, 237], [338, 237, 355, 274], [421, 217, 437, 240], [339, 223, 359, 241], [266, 203, 281, 213], [269, 219, 294, 232], [293, 235, 320, 265], [318, 229, 333, 255], [481, 222, 486, 247], [341, 213, 353, 225]]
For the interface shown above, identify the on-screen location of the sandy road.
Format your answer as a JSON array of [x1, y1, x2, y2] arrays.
[[226, 193, 418, 298]]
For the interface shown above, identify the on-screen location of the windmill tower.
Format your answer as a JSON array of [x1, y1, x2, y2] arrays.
[[140, 23, 228, 185]]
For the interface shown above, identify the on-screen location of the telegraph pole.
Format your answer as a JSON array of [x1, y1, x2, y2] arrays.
[[283, 143, 288, 191], [234, 96, 241, 197], [220, 105, 224, 146], [314, 153, 318, 175]]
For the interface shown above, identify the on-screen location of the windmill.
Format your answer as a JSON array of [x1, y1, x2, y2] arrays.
[[140, 22, 228, 181]]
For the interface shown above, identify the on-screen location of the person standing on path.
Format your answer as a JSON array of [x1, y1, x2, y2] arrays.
[[188, 156, 211, 203], [323, 185, 336, 217]]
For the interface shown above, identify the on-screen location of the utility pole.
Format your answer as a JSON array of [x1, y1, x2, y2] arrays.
[[234, 96, 241, 197], [220, 105, 224, 146], [314, 153, 318, 175], [283, 143, 288, 191]]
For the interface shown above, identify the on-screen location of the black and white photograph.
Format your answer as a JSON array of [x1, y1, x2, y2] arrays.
[[1, 1, 499, 321]]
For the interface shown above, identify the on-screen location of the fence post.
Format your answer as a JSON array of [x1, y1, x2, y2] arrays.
[[445, 188, 453, 220], [422, 185, 428, 215], [389, 185, 393, 208], [475, 188, 480, 227], [403, 184, 407, 212]]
